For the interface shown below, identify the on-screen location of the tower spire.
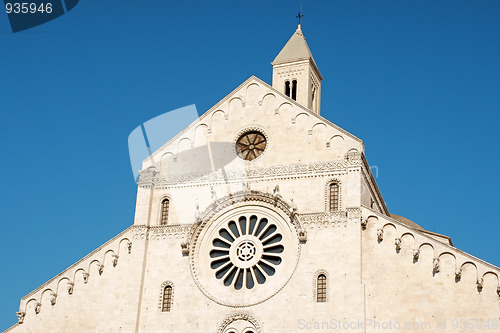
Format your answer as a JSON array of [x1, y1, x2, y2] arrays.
[[271, 23, 323, 114]]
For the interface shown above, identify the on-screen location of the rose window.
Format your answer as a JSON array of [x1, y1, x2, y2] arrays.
[[191, 204, 299, 307], [209, 215, 284, 290], [236, 131, 267, 161]]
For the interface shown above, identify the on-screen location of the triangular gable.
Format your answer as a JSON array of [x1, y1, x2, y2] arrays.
[[143, 75, 363, 169]]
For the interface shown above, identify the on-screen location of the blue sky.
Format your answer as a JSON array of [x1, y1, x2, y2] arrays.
[[1, 0, 499, 329]]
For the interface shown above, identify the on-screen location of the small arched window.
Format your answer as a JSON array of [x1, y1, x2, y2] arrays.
[[291, 80, 297, 100], [329, 183, 339, 211], [316, 274, 327, 302], [160, 199, 170, 225], [162, 285, 173, 312], [285, 81, 291, 97]]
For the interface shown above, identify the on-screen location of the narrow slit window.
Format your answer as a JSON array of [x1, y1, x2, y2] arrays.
[[312, 88, 316, 111], [317, 274, 327, 302], [291, 80, 297, 100], [160, 199, 170, 225], [329, 183, 339, 211], [285, 81, 291, 97], [162, 285, 173, 312]]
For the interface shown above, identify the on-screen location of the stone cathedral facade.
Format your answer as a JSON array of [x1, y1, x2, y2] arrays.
[[5, 25, 500, 333]]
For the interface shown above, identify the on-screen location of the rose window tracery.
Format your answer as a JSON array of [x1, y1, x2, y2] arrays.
[[209, 215, 284, 289], [236, 131, 267, 161], [191, 203, 299, 307]]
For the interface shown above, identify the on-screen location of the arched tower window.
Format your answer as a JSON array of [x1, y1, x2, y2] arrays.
[[316, 274, 327, 302], [285, 81, 291, 97], [160, 198, 170, 225], [162, 285, 173, 312], [329, 183, 339, 211], [291, 80, 297, 100]]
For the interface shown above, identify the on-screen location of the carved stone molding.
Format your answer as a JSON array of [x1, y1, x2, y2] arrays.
[[273, 184, 282, 201], [347, 207, 361, 223], [476, 278, 483, 290], [194, 203, 202, 223], [137, 167, 161, 188], [188, 190, 303, 242], [34, 303, 41, 315], [298, 228, 307, 243], [83, 273, 89, 284], [433, 257, 440, 273], [365, 208, 500, 298], [112, 254, 119, 267], [377, 229, 384, 241], [395, 238, 402, 251], [131, 226, 148, 240], [346, 151, 362, 165], [151, 160, 351, 187], [16, 312, 25, 324], [67, 282, 74, 295], [50, 293, 57, 306], [180, 240, 189, 255], [217, 313, 262, 333], [140, 225, 192, 241], [300, 211, 348, 229]]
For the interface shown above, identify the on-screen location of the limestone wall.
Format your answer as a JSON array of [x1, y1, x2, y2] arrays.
[[361, 207, 500, 332], [5, 228, 141, 333], [127, 207, 368, 333]]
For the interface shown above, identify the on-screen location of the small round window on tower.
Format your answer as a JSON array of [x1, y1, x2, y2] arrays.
[[235, 131, 267, 161]]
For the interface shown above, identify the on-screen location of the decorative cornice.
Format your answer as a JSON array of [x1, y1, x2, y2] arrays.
[[137, 167, 161, 188], [300, 211, 348, 229], [21, 227, 133, 301], [138, 158, 361, 188], [131, 224, 191, 241], [363, 206, 500, 298]]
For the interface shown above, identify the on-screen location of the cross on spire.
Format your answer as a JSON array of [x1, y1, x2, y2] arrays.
[[296, 11, 303, 27]]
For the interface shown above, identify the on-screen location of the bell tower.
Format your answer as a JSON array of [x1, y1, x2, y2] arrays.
[[271, 24, 323, 114]]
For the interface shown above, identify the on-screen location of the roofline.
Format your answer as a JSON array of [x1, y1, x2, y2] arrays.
[[361, 153, 390, 216], [252, 76, 360, 141], [144, 75, 362, 166], [145, 77, 262, 164], [362, 205, 500, 272], [421, 229, 454, 246], [21, 226, 133, 300]]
